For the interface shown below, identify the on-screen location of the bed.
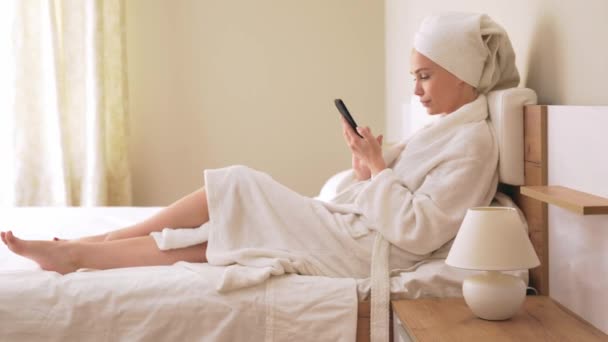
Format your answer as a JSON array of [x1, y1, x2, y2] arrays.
[[0, 207, 362, 341], [0, 88, 547, 342]]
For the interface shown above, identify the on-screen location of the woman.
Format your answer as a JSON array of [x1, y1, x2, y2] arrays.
[[2, 12, 519, 281]]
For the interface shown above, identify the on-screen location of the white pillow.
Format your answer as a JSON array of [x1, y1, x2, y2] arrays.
[[316, 169, 355, 202], [487, 88, 537, 186]]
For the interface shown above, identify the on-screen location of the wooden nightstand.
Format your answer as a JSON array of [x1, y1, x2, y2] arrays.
[[391, 296, 608, 341]]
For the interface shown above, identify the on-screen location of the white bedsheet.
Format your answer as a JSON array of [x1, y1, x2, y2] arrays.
[[0, 207, 527, 341], [0, 207, 357, 341]]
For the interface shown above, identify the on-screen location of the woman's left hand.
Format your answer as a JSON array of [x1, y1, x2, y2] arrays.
[[341, 117, 387, 176]]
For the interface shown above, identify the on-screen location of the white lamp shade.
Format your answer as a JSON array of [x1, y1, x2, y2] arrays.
[[446, 207, 540, 271]]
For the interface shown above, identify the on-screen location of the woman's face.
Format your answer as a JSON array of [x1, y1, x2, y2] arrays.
[[410, 50, 474, 115]]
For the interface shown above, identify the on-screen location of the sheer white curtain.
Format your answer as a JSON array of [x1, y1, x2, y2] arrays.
[[0, 0, 131, 206]]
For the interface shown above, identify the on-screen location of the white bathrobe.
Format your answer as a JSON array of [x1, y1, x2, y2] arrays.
[[151, 95, 498, 291]]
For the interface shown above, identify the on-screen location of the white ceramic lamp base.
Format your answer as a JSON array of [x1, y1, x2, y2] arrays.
[[462, 271, 526, 320]]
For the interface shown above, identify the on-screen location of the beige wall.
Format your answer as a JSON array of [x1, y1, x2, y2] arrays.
[[126, 0, 384, 205], [386, 0, 608, 334]]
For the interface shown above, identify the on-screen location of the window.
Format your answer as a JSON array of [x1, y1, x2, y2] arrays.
[[0, 1, 17, 205]]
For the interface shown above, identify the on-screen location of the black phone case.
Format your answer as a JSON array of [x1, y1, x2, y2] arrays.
[[334, 99, 363, 138]]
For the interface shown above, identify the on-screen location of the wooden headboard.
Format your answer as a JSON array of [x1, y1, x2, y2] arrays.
[[498, 104, 548, 295]]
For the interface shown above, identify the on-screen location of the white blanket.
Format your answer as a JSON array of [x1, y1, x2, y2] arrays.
[[0, 264, 357, 341], [0, 207, 358, 342]]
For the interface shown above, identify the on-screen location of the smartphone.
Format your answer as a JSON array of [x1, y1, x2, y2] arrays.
[[334, 98, 363, 138]]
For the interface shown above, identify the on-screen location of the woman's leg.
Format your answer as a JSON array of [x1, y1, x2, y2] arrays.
[[72, 187, 210, 242], [2, 187, 211, 273], [2, 231, 206, 274]]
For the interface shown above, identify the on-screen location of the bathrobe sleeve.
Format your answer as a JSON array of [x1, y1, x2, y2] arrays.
[[354, 128, 498, 256]]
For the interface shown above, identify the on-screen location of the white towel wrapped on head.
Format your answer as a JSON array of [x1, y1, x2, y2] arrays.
[[414, 12, 520, 94]]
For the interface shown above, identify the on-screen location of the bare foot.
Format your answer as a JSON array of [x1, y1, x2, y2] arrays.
[[1, 231, 79, 274]]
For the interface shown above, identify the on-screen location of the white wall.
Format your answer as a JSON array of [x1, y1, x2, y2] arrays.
[[386, 0, 608, 334], [126, 0, 384, 205], [547, 106, 608, 334]]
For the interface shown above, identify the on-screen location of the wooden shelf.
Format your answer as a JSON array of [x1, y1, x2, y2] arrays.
[[521, 186, 608, 215]]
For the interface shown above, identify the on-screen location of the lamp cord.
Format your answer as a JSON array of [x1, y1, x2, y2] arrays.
[[526, 286, 539, 295]]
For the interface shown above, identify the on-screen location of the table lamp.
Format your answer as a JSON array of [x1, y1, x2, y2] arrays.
[[446, 207, 540, 320]]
